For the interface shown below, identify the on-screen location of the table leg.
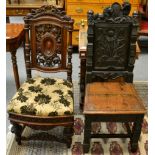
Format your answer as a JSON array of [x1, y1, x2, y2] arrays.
[[6, 16, 10, 23], [11, 50, 20, 90]]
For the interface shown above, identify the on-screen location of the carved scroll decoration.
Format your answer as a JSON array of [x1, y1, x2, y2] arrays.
[[24, 5, 71, 22]]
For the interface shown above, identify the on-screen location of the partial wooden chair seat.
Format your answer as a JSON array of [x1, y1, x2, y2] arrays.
[[8, 76, 74, 116], [84, 82, 146, 115]]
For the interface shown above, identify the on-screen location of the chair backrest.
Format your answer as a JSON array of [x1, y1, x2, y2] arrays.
[[86, 2, 139, 83], [24, 5, 74, 82]]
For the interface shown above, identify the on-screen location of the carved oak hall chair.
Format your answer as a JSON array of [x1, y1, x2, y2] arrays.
[[83, 2, 146, 153], [7, 5, 74, 147]]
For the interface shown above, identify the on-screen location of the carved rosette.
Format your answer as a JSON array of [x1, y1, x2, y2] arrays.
[[35, 24, 62, 68]]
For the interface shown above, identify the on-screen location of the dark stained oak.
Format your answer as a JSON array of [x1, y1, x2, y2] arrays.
[[6, 23, 25, 90], [78, 25, 141, 108], [83, 2, 146, 153]]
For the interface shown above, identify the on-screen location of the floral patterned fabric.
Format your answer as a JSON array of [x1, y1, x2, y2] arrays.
[[7, 77, 74, 116]]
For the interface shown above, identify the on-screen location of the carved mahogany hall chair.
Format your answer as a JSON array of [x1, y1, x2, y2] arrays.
[[7, 5, 74, 148], [83, 2, 146, 153]]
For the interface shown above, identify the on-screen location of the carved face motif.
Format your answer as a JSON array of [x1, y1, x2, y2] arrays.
[[108, 30, 114, 37], [45, 40, 53, 54], [106, 29, 115, 41], [41, 33, 56, 57]]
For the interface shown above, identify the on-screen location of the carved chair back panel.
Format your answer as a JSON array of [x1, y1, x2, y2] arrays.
[[86, 2, 139, 83], [30, 19, 67, 71], [24, 5, 74, 81], [94, 23, 131, 71]]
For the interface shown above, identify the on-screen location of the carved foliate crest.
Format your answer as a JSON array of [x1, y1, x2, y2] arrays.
[[24, 5, 71, 22], [87, 2, 138, 25]]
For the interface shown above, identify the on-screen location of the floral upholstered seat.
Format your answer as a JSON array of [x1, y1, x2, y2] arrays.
[[7, 77, 74, 116]]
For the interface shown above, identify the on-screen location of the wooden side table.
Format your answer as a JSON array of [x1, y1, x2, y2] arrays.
[[79, 25, 141, 108], [6, 23, 24, 90]]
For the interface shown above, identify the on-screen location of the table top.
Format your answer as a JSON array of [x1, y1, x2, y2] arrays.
[[6, 23, 24, 40], [84, 82, 146, 115], [6, 23, 24, 51]]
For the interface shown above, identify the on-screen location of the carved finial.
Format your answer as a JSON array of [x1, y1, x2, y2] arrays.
[[132, 11, 139, 18], [87, 10, 94, 17], [103, 6, 113, 17], [122, 1, 131, 15], [87, 10, 94, 25], [111, 2, 122, 17], [132, 11, 139, 26]]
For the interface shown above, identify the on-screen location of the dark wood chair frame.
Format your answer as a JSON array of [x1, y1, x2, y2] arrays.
[[8, 5, 74, 148], [83, 2, 146, 153]]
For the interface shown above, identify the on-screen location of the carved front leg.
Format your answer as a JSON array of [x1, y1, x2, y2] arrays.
[[130, 115, 144, 152], [63, 126, 74, 148], [11, 123, 23, 145]]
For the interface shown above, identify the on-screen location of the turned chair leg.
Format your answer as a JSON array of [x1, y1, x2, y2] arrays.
[[11, 123, 23, 145], [83, 117, 91, 153], [64, 126, 74, 148], [130, 117, 143, 152]]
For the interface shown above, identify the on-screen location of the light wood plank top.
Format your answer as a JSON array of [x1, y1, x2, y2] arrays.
[[84, 82, 146, 115]]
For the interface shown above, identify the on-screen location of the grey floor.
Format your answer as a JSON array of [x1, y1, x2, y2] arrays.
[[6, 17, 148, 133]]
